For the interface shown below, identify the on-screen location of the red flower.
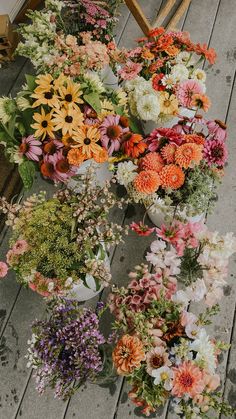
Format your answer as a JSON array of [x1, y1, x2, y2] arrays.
[[195, 43, 217, 64], [152, 73, 165, 91], [149, 27, 165, 38], [130, 222, 155, 236], [122, 133, 147, 158]]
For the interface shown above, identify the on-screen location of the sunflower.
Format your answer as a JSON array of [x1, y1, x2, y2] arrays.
[[31, 89, 60, 109], [58, 79, 83, 109], [52, 107, 84, 136], [31, 108, 55, 140], [159, 92, 179, 115], [71, 125, 102, 158]]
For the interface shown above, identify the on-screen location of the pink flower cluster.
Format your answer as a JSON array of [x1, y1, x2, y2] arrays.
[[28, 272, 63, 297]]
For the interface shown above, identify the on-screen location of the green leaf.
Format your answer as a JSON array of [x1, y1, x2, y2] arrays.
[[21, 108, 34, 133], [25, 74, 37, 92], [129, 116, 144, 135], [83, 93, 101, 114], [18, 160, 36, 189]]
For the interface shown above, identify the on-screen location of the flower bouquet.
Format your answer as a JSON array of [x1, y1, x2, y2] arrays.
[[0, 71, 134, 189], [116, 116, 228, 224], [118, 27, 215, 130], [109, 265, 235, 417], [145, 220, 236, 307], [0, 173, 127, 299], [26, 298, 114, 399], [16, 0, 126, 78]]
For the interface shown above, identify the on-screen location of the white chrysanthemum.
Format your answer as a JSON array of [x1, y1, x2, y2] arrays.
[[134, 80, 154, 98], [190, 328, 217, 373], [0, 97, 16, 124], [136, 94, 160, 121], [125, 76, 145, 92], [16, 95, 31, 111], [191, 68, 206, 83], [171, 64, 189, 82], [116, 161, 138, 187], [84, 72, 105, 94]]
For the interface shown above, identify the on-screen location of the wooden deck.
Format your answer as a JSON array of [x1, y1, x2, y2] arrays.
[[0, 1, 236, 418]]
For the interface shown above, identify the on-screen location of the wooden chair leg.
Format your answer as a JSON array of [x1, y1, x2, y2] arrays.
[[166, 0, 191, 30], [124, 0, 152, 36], [152, 0, 176, 28]]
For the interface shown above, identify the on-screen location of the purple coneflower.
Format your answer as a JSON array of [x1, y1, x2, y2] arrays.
[[19, 135, 42, 161], [99, 114, 129, 155]]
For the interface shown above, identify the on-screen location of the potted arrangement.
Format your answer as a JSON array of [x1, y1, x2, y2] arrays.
[[118, 27, 215, 132], [0, 172, 127, 300], [108, 265, 235, 417], [116, 116, 228, 226], [0, 71, 132, 189], [26, 297, 115, 399]]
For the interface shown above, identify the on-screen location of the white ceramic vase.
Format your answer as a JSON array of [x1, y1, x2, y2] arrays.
[[143, 108, 195, 135], [147, 205, 204, 227]]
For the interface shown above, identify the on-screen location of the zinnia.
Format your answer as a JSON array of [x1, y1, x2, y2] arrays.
[[172, 361, 205, 398], [203, 139, 228, 167], [134, 170, 161, 194], [112, 335, 145, 375], [177, 79, 203, 108], [160, 164, 185, 189]]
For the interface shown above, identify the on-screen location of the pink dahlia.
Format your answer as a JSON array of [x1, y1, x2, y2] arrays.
[[19, 135, 42, 161], [99, 114, 129, 155], [0, 261, 8, 278], [40, 151, 76, 182], [176, 79, 204, 108], [203, 139, 228, 167], [147, 128, 184, 152], [118, 61, 142, 80], [172, 361, 205, 398]]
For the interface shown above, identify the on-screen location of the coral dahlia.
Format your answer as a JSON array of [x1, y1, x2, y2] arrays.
[[172, 361, 205, 398], [113, 335, 145, 375], [160, 164, 185, 189], [175, 143, 203, 168], [140, 152, 164, 173], [161, 143, 177, 163], [134, 170, 161, 194]]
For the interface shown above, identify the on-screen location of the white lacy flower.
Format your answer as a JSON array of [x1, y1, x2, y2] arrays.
[[190, 329, 217, 373], [152, 366, 173, 390], [45, 0, 64, 11], [191, 68, 206, 83], [134, 80, 154, 97], [125, 76, 144, 92], [84, 72, 105, 94], [116, 161, 138, 187], [171, 64, 189, 82], [136, 94, 160, 121], [186, 278, 207, 302], [172, 290, 190, 307]]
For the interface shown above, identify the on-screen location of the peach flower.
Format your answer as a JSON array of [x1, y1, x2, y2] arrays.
[[175, 143, 203, 168], [172, 361, 205, 398], [134, 170, 161, 194], [160, 164, 185, 189], [140, 152, 164, 173], [113, 335, 145, 375]]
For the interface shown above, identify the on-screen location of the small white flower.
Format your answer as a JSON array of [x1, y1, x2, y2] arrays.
[[186, 278, 207, 302], [116, 161, 138, 187], [191, 68, 206, 83], [172, 290, 190, 307], [171, 64, 189, 82], [162, 75, 176, 89], [136, 94, 160, 121], [48, 282, 55, 292], [152, 366, 173, 390], [65, 277, 73, 287], [84, 72, 105, 94], [190, 328, 217, 373]]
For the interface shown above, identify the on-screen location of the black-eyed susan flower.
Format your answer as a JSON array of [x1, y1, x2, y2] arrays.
[[52, 107, 84, 136], [34, 74, 54, 93], [58, 79, 83, 109], [71, 125, 102, 158], [31, 89, 60, 109], [31, 108, 55, 140]]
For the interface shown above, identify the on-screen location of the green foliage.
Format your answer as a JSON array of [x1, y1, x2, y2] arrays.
[[18, 160, 36, 189]]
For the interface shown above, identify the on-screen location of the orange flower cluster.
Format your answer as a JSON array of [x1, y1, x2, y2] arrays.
[[112, 335, 145, 375]]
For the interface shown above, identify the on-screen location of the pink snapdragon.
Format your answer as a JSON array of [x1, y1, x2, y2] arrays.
[[0, 261, 8, 278]]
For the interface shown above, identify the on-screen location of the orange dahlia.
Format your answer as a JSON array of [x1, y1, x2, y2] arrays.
[[175, 143, 203, 168], [161, 144, 177, 163], [134, 170, 161, 194], [172, 361, 205, 398], [140, 152, 164, 173], [93, 148, 109, 163], [67, 148, 86, 166], [112, 335, 145, 375], [160, 164, 185, 189], [184, 134, 205, 145], [123, 133, 147, 158]]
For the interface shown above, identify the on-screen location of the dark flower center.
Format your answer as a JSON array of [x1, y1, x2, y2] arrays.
[[41, 120, 48, 128], [107, 125, 122, 140], [212, 146, 224, 158], [65, 94, 73, 102], [84, 137, 91, 145], [44, 142, 57, 154], [179, 372, 194, 388], [150, 355, 164, 369], [215, 119, 227, 129], [20, 143, 29, 153], [41, 162, 54, 177], [56, 159, 70, 173], [44, 91, 53, 100], [65, 116, 73, 123]]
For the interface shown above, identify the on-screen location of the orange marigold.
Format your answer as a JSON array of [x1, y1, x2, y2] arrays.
[[134, 170, 161, 194], [161, 143, 177, 163], [123, 133, 147, 159], [160, 164, 185, 189], [93, 148, 108, 163], [67, 148, 86, 166], [140, 152, 164, 173], [184, 134, 205, 145], [175, 143, 203, 169], [165, 45, 180, 56], [112, 335, 145, 375]]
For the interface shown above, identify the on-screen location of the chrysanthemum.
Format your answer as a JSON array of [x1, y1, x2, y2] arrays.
[[58, 79, 83, 109], [177, 79, 204, 108], [71, 125, 102, 158], [112, 335, 145, 375], [31, 108, 55, 140], [19, 135, 42, 161], [134, 170, 161, 194], [161, 143, 177, 163], [184, 134, 205, 145], [203, 139, 228, 167], [122, 133, 147, 158], [175, 143, 203, 168], [52, 107, 84, 136], [172, 361, 205, 398], [99, 114, 129, 155], [160, 164, 185, 189], [140, 152, 164, 172], [191, 94, 211, 112], [67, 148, 86, 166], [159, 92, 179, 115], [136, 94, 161, 121]]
